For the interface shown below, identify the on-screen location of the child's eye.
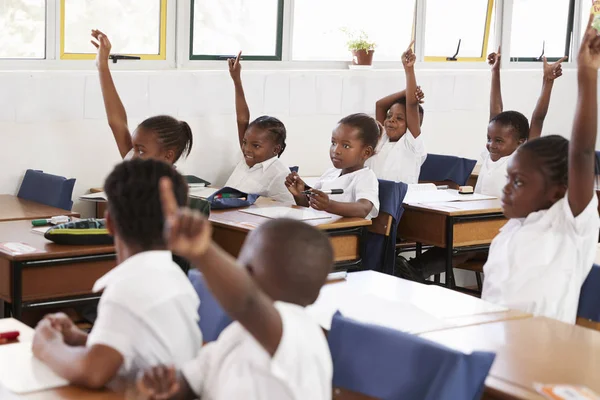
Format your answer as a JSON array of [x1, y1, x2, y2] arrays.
[[514, 179, 523, 187], [343, 144, 350, 149], [254, 144, 260, 149]]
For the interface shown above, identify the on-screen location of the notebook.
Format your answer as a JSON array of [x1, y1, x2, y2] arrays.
[[79, 192, 107, 202], [0, 343, 68, 394], [188, 187, 219, 199], [404, 188, 495, 205], [240, 207, 334, 221]]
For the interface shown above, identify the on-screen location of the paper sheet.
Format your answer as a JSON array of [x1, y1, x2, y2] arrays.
[[407, 183, 438, 192], [240, 207, 334, 221], [79, 191, 107, 202], [404, 189, 495, 205], [188, 187, 219, 199], [0, 343, 68, 394], [31, 227, 51, 235], [413, 285, 508, 319]]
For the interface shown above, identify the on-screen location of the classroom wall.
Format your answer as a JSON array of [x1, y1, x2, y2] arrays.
[[0, 68, 583, 217]]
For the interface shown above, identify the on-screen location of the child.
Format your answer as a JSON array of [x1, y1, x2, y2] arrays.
[[367, 41, 427, 184], [137, 180, 334, 399], [31, 159, 203, 389], [224, 52, 294, 203], [482, 17, 600, 324], [285, 113, 380, 219], [92, 30, 193, 164], [478, 46, 565, 198]]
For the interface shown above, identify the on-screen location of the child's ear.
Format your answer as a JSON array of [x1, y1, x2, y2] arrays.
[[518, 138, 526, 145], [364, 145, 374, 159], [165, 149, 176, 163], [273, 144, 282, 155]]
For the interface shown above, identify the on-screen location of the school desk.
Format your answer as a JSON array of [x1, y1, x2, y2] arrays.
[[0, 195, 79, 223], [210, 204, 372, 271], [421, 316, 600, 400], [0, 220, 115, 320], [398, 199, 506, 288], [0, 318, 124, 400]]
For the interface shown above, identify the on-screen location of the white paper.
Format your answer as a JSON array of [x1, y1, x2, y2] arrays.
[[404, 189, 495, 205], [79, 191, 107, 202], [407, 183, 438, 192], [188, 187, 219, 199], [414, 285, 508, 319], [31, 227, 51, 235], [0, 343, 68, 394], [240, 207, 334, 221]]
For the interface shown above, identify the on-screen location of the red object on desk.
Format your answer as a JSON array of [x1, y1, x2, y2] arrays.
[[0, 331, 20, 340]]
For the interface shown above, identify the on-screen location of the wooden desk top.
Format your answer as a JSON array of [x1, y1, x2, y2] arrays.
[[0, 220, 114, 262], [421, 317, 600, 399], [209, 201, 372, 232], [0, 195, 79, 223], [403, 199, 503, 216]]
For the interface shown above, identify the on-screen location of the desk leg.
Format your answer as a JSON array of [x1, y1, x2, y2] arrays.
[[11, 262, 22, 320], [445, 217, 455, 289]]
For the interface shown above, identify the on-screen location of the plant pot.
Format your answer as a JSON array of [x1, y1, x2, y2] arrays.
[[351, 49, 375, 66]]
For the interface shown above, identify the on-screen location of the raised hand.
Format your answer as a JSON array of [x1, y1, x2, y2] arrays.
[[543, 56, 566, 81], [579, 14, 600, 70], [228, 51, 242, 82], [285, 172, 306, 197], [160, 177, 212, 261], [91, 29, 112, 68], [402, 40, 416, 69], [487, 46, 501, 71], [415, 86, 425, 104]]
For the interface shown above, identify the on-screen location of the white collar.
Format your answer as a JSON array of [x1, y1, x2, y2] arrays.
[[247, 156, 278, 171], [93, 250, 173, 292]]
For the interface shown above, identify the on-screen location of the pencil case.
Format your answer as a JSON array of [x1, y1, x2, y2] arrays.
[[44, 218, 114, 245], [207, 187, 259, 210]]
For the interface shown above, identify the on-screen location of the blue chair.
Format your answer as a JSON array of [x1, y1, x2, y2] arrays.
[[577, 264, 600, 326], [289, 166, 299, 173], [17, 169, 76, 210], [419, 154, 477, 187], [328, 312, 496, 400], [364, 180, 408, 273], [188, 269, 233, 342]]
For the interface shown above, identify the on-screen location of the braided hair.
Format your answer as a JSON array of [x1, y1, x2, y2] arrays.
[[139, 115, 193, 163], [248, 116, 287, 157], [104, 159, 188, 249], [339, 113, 380, 150], [518, 135, 569, 187]]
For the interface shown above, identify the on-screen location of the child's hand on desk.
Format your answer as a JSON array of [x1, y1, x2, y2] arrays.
[[543, 56, 566, 82], [44, 312, 87, 346], [487, 46, 501, 71], [228, 51, 242, 82], [160, 177, 212, 261], [90, 29, 112, 68], [308, 190, 330, 212], [401, 40, 416, 69], [32, 319, 63, 362], [285, 172, 306, 197], [137, 365, 180, 400], [579, 14, 600, 70]]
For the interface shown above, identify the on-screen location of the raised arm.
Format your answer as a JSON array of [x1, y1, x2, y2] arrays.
[[488, 47, 503, 121], [529, 57, 566, 140], [228, 51, 250, 148], [568, 17, 600, 217], [402, 41, 421, 138], [160, 178, 283, 356], [375, 88, 424, 126], [91, 30, 132, 159]]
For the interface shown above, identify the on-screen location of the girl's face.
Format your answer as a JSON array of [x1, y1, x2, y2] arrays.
[[330, 123, 374, 174], [501, 150, 565, 219], [384, 103, 408, 142], [487, 121, 524, 162], [242, 126, 280, 168], [131, 127, 175, 164]]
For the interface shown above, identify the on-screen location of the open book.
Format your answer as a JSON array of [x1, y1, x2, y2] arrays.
[[404, 184, 495, 205]]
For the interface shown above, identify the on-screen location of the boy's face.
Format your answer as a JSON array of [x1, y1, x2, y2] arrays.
[[132, 127, 175, 164], [330, 123, 373, 172], [242, 126, 280, 168], [486, 121, 524, 162], [384, 103, 408, 141], [501, 150, 565, 219]]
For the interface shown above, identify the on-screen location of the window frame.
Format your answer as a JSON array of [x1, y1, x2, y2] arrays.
[[188, 0, 285, 61], [59, 0, 168, 61], [422, 0, 495, 62]]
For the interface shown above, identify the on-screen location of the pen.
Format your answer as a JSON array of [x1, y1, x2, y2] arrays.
[[302, 189, 344, 195], [31, 216, 71, 226]]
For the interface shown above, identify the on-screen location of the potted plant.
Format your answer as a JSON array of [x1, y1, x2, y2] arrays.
[[342, 29, 376, 66]]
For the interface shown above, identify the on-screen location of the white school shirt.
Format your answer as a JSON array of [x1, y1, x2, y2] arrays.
[[313, 167, 380, 219], [366, 131, 427, 184], [181, 302, 332, 400], [87, 251, 202, 383], [474, 151, 513, 198], [225, 157, 294, 203], [482, 194, 600, 324]]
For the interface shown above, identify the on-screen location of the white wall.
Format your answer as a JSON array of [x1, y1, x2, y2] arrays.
[[0, 68, 583, 217]]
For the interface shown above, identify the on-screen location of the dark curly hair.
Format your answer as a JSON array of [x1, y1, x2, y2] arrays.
[[518, 135, 569, 187], [490, 111, 530, 142], [104, 159, 188, 249], [139, 115, 193, 163], [338, 113, 381, 150]]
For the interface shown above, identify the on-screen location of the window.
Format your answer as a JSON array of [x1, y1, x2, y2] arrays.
[[0, 0, 45, 59], [190, 0, 283, 60], [424, 0, 495, 61], [509, 0, 574, 61], [61, 0, 166, 60], [292, 0, 416, 62]]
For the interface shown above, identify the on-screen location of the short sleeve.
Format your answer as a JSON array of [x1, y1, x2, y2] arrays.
[[562, 193, 600, 236], [402, 132, 426, 158], [87, 301, 141, 372], [355, 171, 380, 218], [181, 345, 212, 396], [124, 149, 134, 161]]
